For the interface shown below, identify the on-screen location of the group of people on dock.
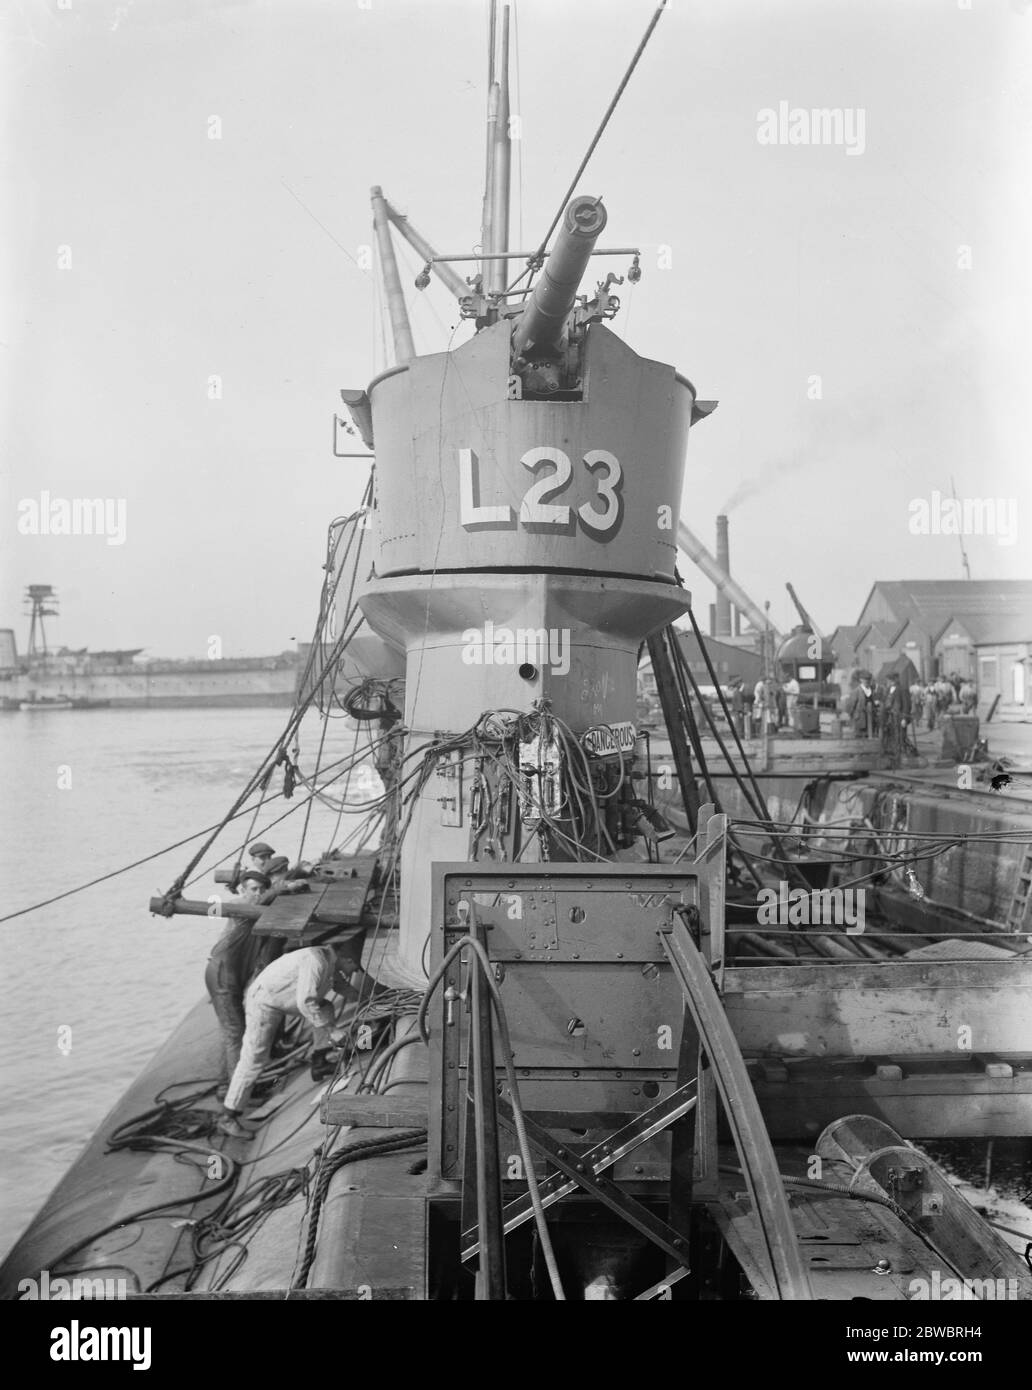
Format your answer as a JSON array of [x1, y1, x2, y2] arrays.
[[727, 675, 804, 738], [719, 669, 978, 750], [844, 670, 976, 740], [912, 674, 978, 729]]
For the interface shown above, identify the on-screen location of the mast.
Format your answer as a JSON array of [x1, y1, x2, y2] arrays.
[[480, 0, 498, 289], [370, 185, 416, 363], [480, 1, 512, 317], [486, 5, 511, 298]]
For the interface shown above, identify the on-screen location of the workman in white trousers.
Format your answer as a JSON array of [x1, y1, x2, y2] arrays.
[[218, 942, 353, 1137]]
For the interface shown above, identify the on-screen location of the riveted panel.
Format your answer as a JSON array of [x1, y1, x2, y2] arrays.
[[429, 863, 702, 1183]]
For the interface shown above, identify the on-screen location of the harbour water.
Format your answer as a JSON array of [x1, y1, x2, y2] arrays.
[[0, 706, 374, 1260]]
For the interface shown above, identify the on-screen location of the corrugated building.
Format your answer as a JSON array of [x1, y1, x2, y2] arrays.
[[856, 580, 1032, 682], [828, 581, 1032, 719]]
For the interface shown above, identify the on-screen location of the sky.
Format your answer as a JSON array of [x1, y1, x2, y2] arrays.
[[3, 0, 1030, 657]]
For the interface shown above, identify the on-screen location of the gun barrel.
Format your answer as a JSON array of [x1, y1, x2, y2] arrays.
[[512, 195, 607, 360]]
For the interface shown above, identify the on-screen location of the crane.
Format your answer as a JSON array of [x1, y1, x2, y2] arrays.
[[785, 581, 825, 642]]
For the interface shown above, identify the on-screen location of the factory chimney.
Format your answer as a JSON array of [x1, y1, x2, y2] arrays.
[[715, 514, 732, 637]]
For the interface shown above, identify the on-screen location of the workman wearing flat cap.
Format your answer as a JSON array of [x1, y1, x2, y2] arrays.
[[248, 842, 275, 873], [218, 939, 355, 1136], [205, 870, 284, 1088], [260, 855, 312, 904]]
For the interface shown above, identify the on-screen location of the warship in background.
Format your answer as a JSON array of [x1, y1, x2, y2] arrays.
[[3, 2, 1032, 1305], [0, 586, 300, 710]]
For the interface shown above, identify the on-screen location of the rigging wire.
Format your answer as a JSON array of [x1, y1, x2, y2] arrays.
[[161, 523, 373, 897], [297, 514, 367, 850], [504, 0, 667, 296], [0, 714, 391, 925]]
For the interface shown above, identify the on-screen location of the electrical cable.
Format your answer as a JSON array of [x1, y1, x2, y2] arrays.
[[45, 1143, 239, 1281], [417, 931, 566, 1300]]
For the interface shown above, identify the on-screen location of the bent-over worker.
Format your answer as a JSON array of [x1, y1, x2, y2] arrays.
[[218, 940, 354, 1136], [205, 870, 283, 1085]]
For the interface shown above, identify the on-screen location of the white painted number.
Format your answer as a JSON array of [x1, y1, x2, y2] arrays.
[[520, 447, 572, 529], [578, 449, 623, 535], [460, 446, 625, 538]]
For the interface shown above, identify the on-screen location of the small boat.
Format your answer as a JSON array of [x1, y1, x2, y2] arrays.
[[19, 696, 73, 711]]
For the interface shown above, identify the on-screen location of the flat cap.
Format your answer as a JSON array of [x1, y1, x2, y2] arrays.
[[249, 842, 275, 858], [238, 870, 270, 889]]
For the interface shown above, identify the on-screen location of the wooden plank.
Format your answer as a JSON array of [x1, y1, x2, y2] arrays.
[[321, 1093, 430, 1128], [252, 893, 319, 938], [315, 876, 375, 925], [748, 1077, 1032, 1139], [289, 874, 378, 947], [250, 871, 377, 947], [724, 961, 1032, 1057]]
